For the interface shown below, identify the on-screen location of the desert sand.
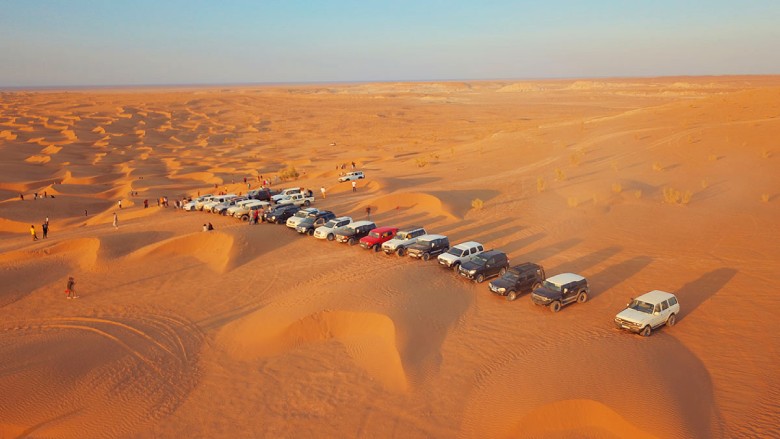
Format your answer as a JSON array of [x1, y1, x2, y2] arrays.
[[0, 77, 778, 438]]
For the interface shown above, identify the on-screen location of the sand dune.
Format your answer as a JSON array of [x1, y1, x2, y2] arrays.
[[0, 77, 778, 438]]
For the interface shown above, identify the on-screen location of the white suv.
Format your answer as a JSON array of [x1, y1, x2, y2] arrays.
[[286, 208, 319, 229], [614, 290, 680, 336], [271, 187, 302, 203], [438, 241, 484, 271], [313, 216, 352, 241], [338, 171, 365, 182], [382, 226, 426, 256]]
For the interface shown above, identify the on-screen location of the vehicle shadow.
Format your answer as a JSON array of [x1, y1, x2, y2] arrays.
[[588, 255, 654, 298], [548, 246, 622, 275], [677, 267, 738, 322], [513, 238, 582, 264], [438, 219, 506, 240], [502, 232, 547, 258], [472, 225, 521, 247]]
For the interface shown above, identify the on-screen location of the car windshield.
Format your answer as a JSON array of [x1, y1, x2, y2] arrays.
[[542, 280, 562, 292], [396, 232, 410, 240], [368, 231, 380, 238], [628, 300, 654, 314], [447, 248, 464, 257], [503, 271, 520, 281], [323, 220, 339, 228], [293, 211, 308, 218], [471, 254, 487, 265]]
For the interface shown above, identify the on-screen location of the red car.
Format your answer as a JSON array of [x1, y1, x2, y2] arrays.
[[359, 227, 398, 252]]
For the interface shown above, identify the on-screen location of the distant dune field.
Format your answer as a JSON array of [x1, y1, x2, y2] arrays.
[[0, 77, 778, 438]]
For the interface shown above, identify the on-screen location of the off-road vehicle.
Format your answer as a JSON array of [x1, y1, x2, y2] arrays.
[[614, 290, 680, 336], [408, 235, 450, 261], [247, 187, 279, 202], [313, 216, 353, 241], [286, 208, 320, 229], [184, 194, 213, 211], [335, 221, 376, 245], [234, 200, 270, 221], [382, 226, 426, 256], [271, 187, 303, 203], [359, 227, 398, 251], [264, 204, 299, 224], [489, 262, 546, 301], [531, 273, 590, 312], [458, 250, 509, 283], [296, 211, 336, 235], [438, 241, 484, 271], [338, 171, 365, 182]]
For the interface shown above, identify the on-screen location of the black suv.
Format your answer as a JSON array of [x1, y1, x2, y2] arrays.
[[264, 204, 299, 224], [408, 235, 450, 261], [458, 250, 509, 283], [489, 262, 546, 301], [335, 221, 376, 245], [296, 211, 336, 235], [248, 188, 279, 202], [531, 273, 590, 312]]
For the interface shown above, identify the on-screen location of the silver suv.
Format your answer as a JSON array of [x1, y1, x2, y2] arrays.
[[438, 241, 484, 271], [382, 226, 426, 256]]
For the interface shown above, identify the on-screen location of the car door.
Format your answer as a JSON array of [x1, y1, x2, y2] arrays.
[[653, 300, 670, 328], [562, 283, 578, 304]]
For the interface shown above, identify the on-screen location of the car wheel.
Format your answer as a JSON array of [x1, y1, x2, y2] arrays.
[[327, 234, 334, 241], [507, 290, 518, 302], [666, 313, 676, 327], [476, 274, 485, 283], [397, 247, 405, 256], [577, 291, 588, 303], [451, 262, 460, 272], [550, 301, 562, 313], [308, 229, 314, 236], [422, 253, 430, 261], [241, 215, 249, 222], [374, 244, 381, 252], [348, 237, 356, 246], [304, 200, 311, 206], [641, 325, 652, 337], [499, 266, 507, 275]]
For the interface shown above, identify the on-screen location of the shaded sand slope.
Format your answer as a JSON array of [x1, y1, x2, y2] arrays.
[[0, 77, 778, 438]]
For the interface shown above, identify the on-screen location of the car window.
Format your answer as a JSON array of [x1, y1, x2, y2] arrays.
[[668, 297, 678, 306], [660, 301, 669, 311], [653, 304, 661, 313]]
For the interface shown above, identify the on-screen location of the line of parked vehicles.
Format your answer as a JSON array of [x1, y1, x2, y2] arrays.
[[183, 189, 681, 337]]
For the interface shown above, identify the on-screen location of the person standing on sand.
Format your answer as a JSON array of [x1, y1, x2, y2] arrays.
[[112, 212, 118, 229], [42, 222, 48, 239], [118, 200, 122, 209], [320, 186, 326, 199], [366, 206, 371, 220], [30, 225, 38, 241], [352, 181, 357, 192], [20, 193, 24, 200], [65, 276, 77, 299]]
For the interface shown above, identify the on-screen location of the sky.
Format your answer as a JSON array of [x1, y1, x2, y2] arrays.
[[1, 0, 779, 87]]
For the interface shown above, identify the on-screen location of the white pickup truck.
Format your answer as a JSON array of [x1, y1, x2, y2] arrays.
[[276, 192, 314, 207], [271, 187, 303, 204]]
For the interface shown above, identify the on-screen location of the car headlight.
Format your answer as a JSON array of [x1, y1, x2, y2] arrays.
[[468, 269, 476, 275], [497, 287, 506, 293]]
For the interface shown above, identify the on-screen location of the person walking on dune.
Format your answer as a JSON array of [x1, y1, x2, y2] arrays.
[[30, 225, 38, 241], [112, 212, 118, 229], [352, 181, 357, 192], [65, 276, 77, 299], [320, 186, 326, 199], [42, 222, 48, 239], [118, 200, 122, 209]]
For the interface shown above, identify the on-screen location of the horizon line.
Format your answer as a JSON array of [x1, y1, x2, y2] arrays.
[[2, 73, 777, 92]]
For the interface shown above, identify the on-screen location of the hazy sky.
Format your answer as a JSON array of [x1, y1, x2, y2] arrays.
[[1, 0, 779, 87]]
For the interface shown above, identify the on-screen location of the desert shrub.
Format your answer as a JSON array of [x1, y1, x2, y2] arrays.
[[471, 198, 484, 210], [761, 149, 772, 159], [612, 183, 622, 194], [634, 190, 642, 199], [279, 165, 299, 180], [537, 177, 546, 193], [663, 187, 692, 205], [430, 153, 440, 160], [567, 197, 579, 207], [554, 168, 566, 181], [415, 158, 428, 168], [761, 193, 770, 202], [708, 154, 718, 162], [569, 149, 585, 167], [701, 179, 709, 189], [652, 162, 664, 172]]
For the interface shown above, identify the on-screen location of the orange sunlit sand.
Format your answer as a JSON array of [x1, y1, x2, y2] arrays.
[[0, 77, 778, 438]]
